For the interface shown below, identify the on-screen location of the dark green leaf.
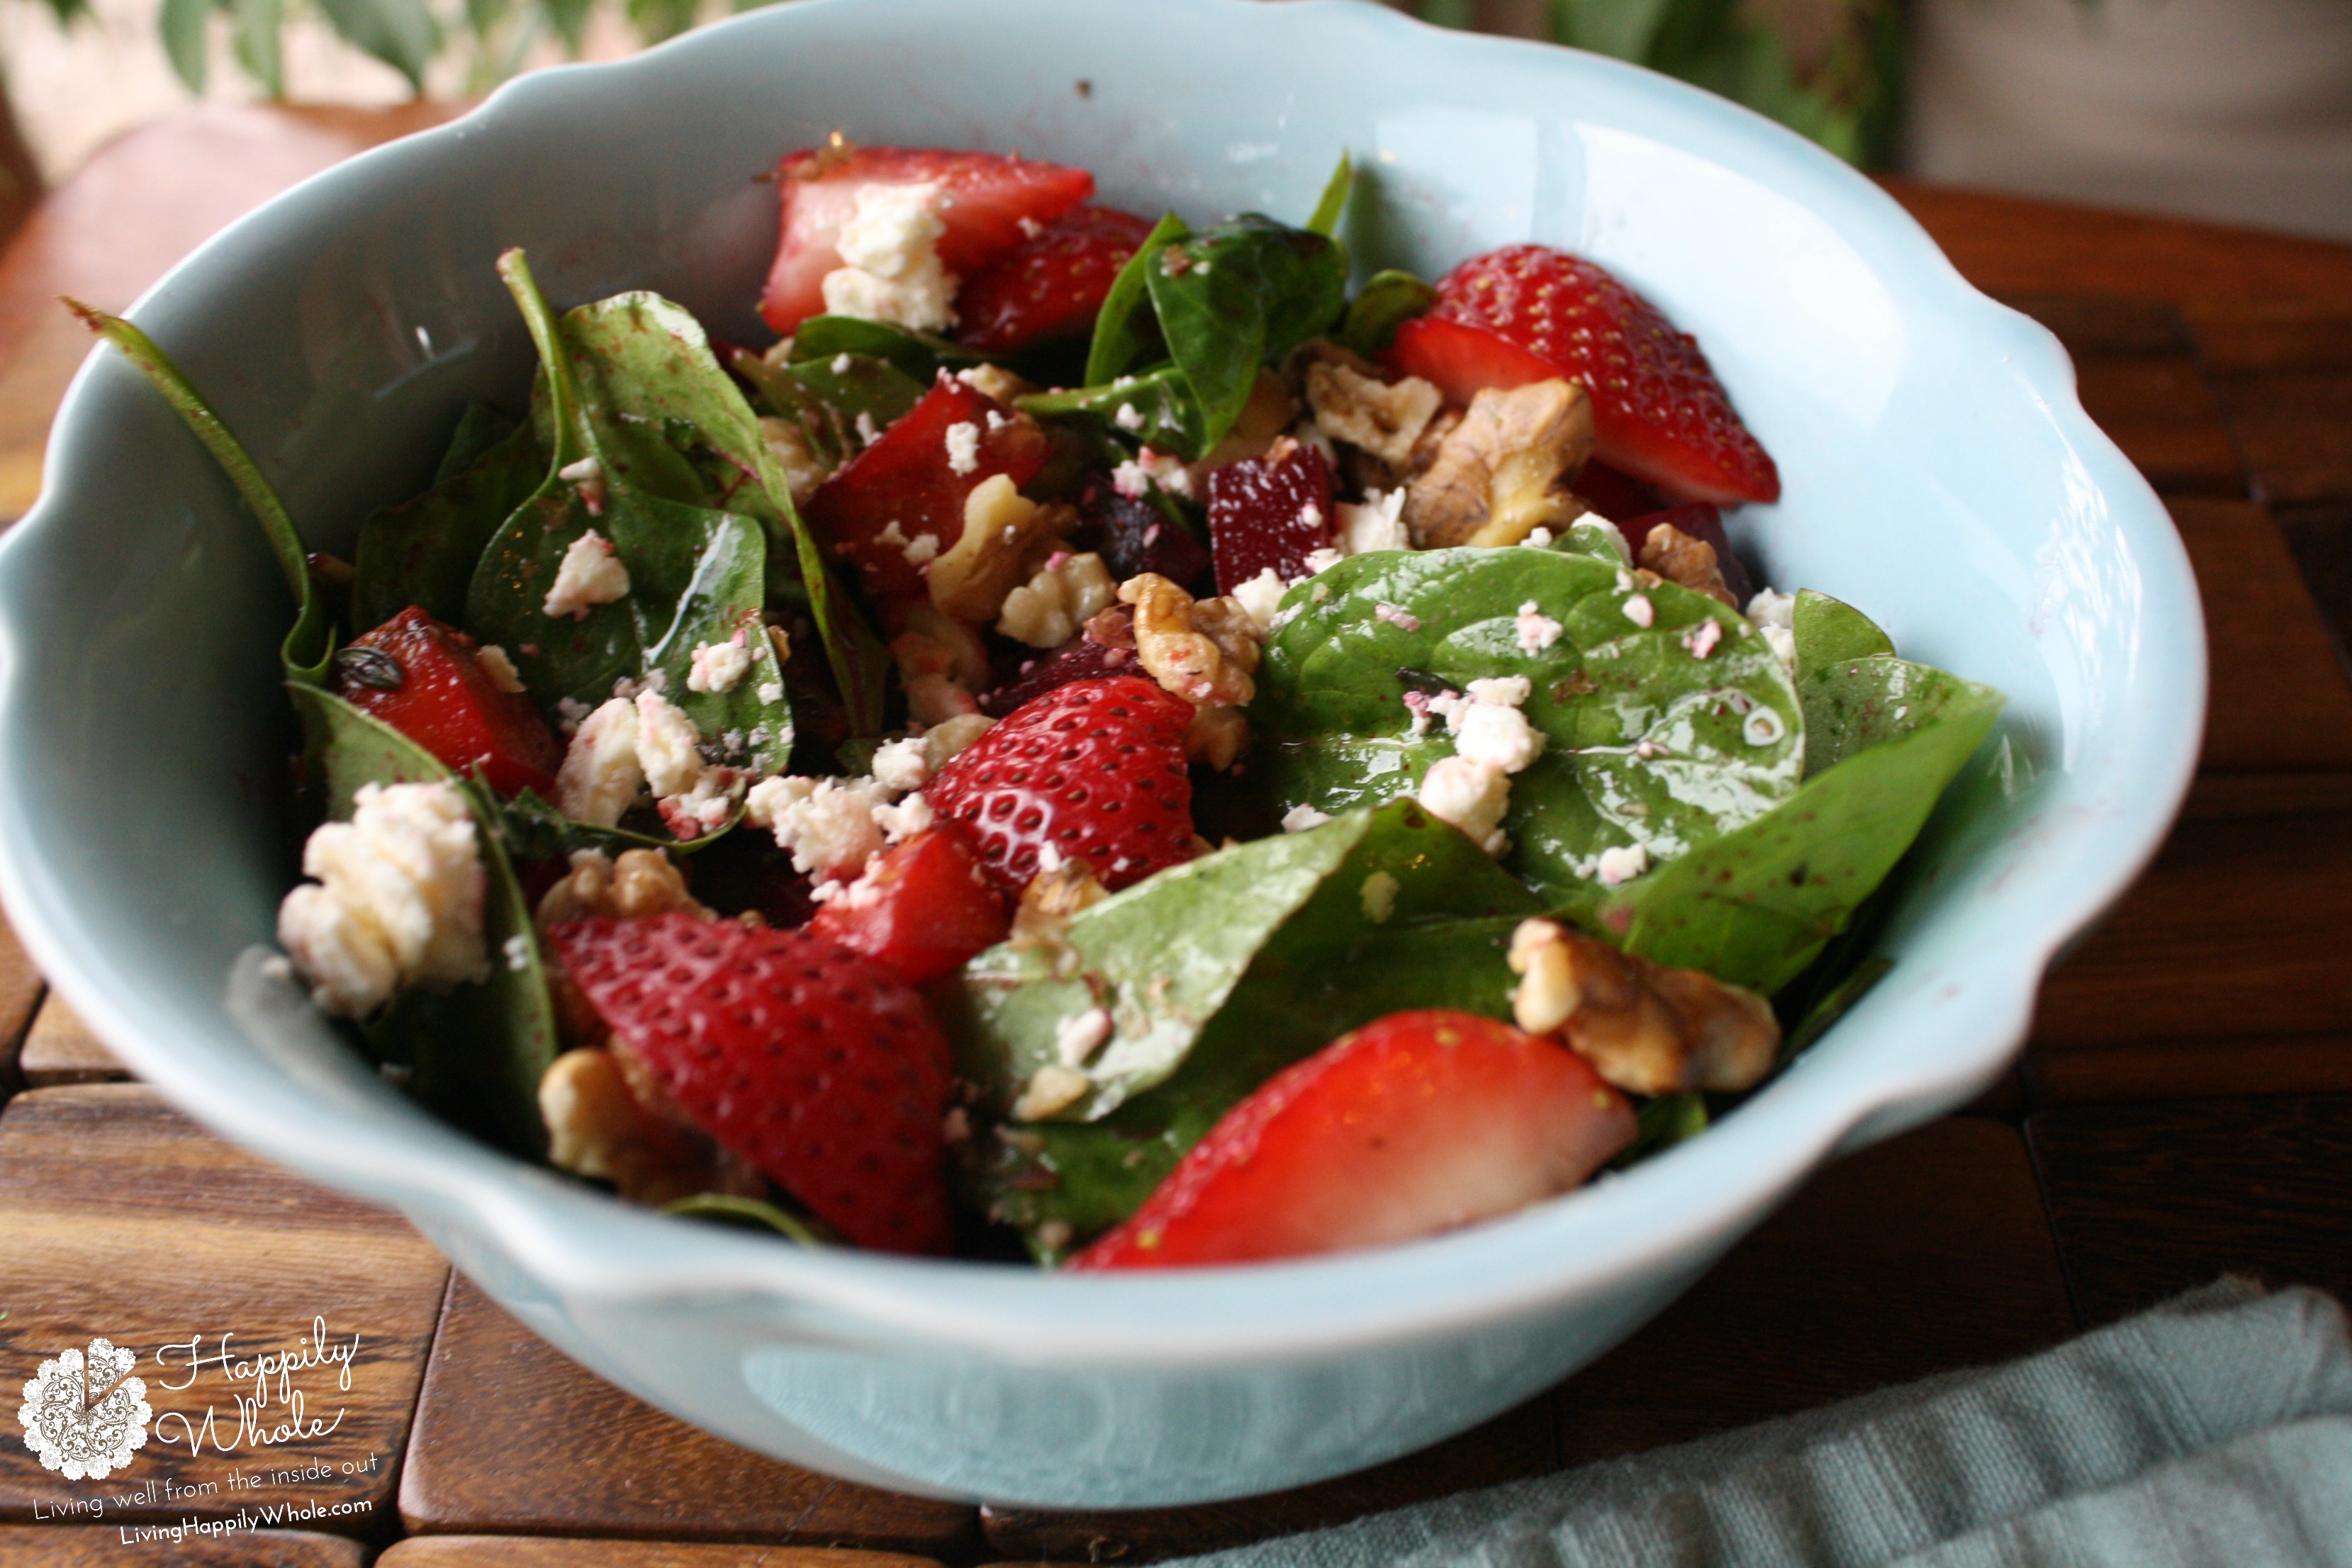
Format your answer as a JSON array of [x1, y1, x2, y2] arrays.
[[1610, 1090, 1709, 1170], [1304, 150, 1354, 239], [230, 0, 284, 98], [661, 1192, 827, 1243], [538, 0, 590, 51], [1253, 546, 1803, 908], [435, 401, 520, 484], [1335, 268, 1438, 359], [352, 415, 543, 632], [488, 785, 729, 863], [315, 0, 439, 89], [1792, 587, 1895, 670], [1801, 654, 1993, 779], [785, 315, 992, 383], [624, 0, 696, 43], [1014, 364, 1204, 457], [159, 0, 211, 91], [778, 353, 929, 439], [1145, 215, 1348, 454], [1780, 955, 1893, 1062], [1085, 211, 1188, 389]]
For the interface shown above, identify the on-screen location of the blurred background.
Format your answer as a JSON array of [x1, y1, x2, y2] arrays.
[[1, 0, 2349, 242]]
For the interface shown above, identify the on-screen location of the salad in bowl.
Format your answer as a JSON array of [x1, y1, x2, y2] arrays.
[[89, 137, 1997, 1271]]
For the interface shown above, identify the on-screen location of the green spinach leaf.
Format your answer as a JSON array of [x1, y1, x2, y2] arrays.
[[352, 413, 544, 631], [1792, 587, 1895, 670], [1145, 215, 1348, 454], [1085, 211, 1188, 388], [1334, 268, 1438, 359], [1253, 547, 1804, 907], [1305, 150, 1354, 239], [784, 314, 989, 383], [1015, 363, 1204, 457]]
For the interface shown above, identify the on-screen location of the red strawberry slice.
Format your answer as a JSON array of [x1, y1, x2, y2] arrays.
[[1387, 245, 1779, 506], [337, 607, 561, 798], [758, 145, 1095, 335], [1072, 1010, 1636, 1269], [1204, 437, 1336, 595], [802, 374, 1052, 597], [548, 914, 956, 1254], [924, 676, 1194, 897], [807, 824, 1009, 982], [956, 206, 1157, 352]]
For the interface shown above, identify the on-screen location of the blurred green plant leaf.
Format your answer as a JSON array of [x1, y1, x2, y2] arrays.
[[315, 0, 441, 89], [159, 0, 211, 92], [230, 0, 284, 98]]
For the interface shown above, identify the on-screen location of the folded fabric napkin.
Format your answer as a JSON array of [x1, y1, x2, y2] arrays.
[[1173, 1279, 2352, 1568]]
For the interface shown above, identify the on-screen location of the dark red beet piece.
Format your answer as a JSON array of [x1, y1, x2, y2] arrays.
[[1572, 457, 1665, 522], [1080, 478, 1214, 593], [978, 609, 1143, 717], [1204, 439, 1335, 595]]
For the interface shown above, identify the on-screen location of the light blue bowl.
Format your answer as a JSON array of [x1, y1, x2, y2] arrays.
[[0, 0, 2200, 1508]]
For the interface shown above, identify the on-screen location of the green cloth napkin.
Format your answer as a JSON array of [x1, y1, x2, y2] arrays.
[[1174, 1279, 2352, 1568]]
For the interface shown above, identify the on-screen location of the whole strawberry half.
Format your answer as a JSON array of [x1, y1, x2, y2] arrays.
[[1072, 1009, 1637, 1269], [803, 374, 1052, 597], [807, 824, 1009, 983], [1388, 244, 1779, 507], [548, 914, 956, 1254], [336, 606, 561, 798], [758, 145, 1095, 335], [956, 206, 1158, 352], [924, 676, 1194, 897], [1204, 437, 1336, 595]]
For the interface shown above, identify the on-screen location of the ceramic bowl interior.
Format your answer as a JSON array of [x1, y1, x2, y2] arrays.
[[0, 0, 2202, 1507]]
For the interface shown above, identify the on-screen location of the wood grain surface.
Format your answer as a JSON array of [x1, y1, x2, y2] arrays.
[[0, 916, 40, 1095], [379, 1539, 946, 1567], [398, 1276, 975, 1556], [16, 995, 129, 1087], [0, 1524, 362, 1565], [0, 1085, 445, 1539]]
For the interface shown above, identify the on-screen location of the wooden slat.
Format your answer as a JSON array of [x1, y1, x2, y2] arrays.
[[0, 915, 42, 1097], [2070, 357, 2246, 497], [2185, 302, 2352, 374], [2168, 498, 2352, 773], [0, 1085, 445, 1536], [2273, 504, 2352, 679], [0, 1524, 362, 1565], [2206, 369, 2352, 509], [378, 1539, 945, 1567], [2027, 1095, 2352, 1326], [979, 1399, 1554, 1564], [18, 994, 129, 1086], [398, 1276, 974, 1556], [1993, 293, 2188, 359], [1552, 1118, 2074, 1466]]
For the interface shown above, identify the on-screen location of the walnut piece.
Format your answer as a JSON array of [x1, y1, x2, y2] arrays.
[[1186, 704, 1250, 770], [1507, 918, 1779, 1094], [1119, 572, 1260, 707], [536, 847, 707, 926], [997, 551, 1116, 648], [1404, 381, 1595, 548], [1306, 358, 1445, 469], [539, 1046, 757, 1206], [1638, 522, 1739, 608], [927, 474, 1075, 622]]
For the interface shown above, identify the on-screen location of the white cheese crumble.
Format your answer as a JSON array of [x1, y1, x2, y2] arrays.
[[1596, 843, 1650, 887], [1280, 803, 1332, 833], [476, 644, 526, 694], [1230, 567, 1289, 634], [503, 933, 531, 973], [1301, 547, 1344, 576], [1111, 459, 1149, 498], [1417, 756, 1511, 857], [1516, 600, 1564, 654], [1053, 1007, 1115, 1069], [1747, 588, 1798, 668], [1338, 488, 1409, 555], [1623, 593, 1655, 629], [744, 775, 891, 880], [870, 736, 934, 793], [1114, 403, 1145, 432], [687, 634, 754, 695], [903, 532, 941, 566], [542, 530, 630, 620], [873, 791, 934, 844], [756, 681, 785, 706], [1374, 602, 1421, 632], [819, 181, 958, 332], [1455, 694, 1542, 774], [943, 420, 981, 476], [554, 697, 645, 827], [634, 691, 705, 798], [276, 780, 487, 1018], [1682, 619, 1724, 659]]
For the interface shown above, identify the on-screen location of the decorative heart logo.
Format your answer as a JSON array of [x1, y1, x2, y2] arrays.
[[17, 1338, 151, 1479]]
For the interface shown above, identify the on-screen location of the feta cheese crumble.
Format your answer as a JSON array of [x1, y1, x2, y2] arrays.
[[1682, 619, 1723, 659], [1623, 593, 1655, 629], [943, 420, 981, 476], [1747, 588, 1798, 668], [1596, 843, 1650, 887], [1373, 602, 1421, 632], [1338, 488, 1408, 555], [542, 530, 630, 620], [634, 691, 705, 798], [1417, 756, 1512, 858], [1230, 567, 1289, 634], [744, 774, 891, 880], [276, 780, 487, 1017], [819, 181, 958, 332], [870, 736, 934, 794], [1280, 803, 1332, 833], [554, 697, 645, 827], [1516, 600, 1564, 654], [1054, 1007, 1115, 1069], [476, 644, 526, 694], [687, 634, 754, 695]]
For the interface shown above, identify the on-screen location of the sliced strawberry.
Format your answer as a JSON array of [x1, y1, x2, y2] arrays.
[[758, 145, 1096, 335], [956, 206, 1157, 352], [1204, 437, 1336, 595], [924, 676, 1194, 897], [802, 374, 1053, 597], [1620, 502, 1755, 605], [548, 914, 955, 1253], [336, 607, 561, 798], [1082, 476, 1214, 593], [1387, 245, 1779, 506], [1072, 1010, 1636, 1269], [807, 824, 1009, 982]]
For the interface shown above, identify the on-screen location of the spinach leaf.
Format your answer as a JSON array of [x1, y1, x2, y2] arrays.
[[1253, 547, 1804, 907], [1085, 211, 1188, 388], [784, 314, 989, 383], [950, 802, 1538, 1256], [488, 785, 729, 863], [1597, 675, 2003, 992], [1611, 1091, 1709, 1171], [1146, 215, 1348, 454], [661, 1192, 825, 1244], [291, 685, 558, 1159], [435, 401, 520, 483], [1792, 587, 1895, 669], [72, 302, 335, 685], [352, 413, 544, 631], [463, 255, 797, 774], [1334, 268, 1438, 359], [777, 352, 929, 438], [1305, 150, 1354, 239], [1015, 363, 1204, 457], [1801, 654, 1992, 778]]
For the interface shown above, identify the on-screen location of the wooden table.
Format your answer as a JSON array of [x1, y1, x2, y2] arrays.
[[2, 111, 2349, 1567]]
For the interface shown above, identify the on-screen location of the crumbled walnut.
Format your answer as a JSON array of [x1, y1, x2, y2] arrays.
[[757, 415, 831, 505], [539, 1046, 755, 1206], [1404, 381, 1594, 547], [1507, 918, 1779, 1094], [1119, 572, 1260, 707], [1187, 704, 1250, 770], [1307, 359, 1444, 469], [1638, 522, 1740, 608], [927, 474, 1075, 622], [907, 673, 981, 726], [537, 847, 708, 926], [922, 712, 995, 773], [1012, 1063, 1092, 1121], [954, 364, 1034, 405], [997, 551, 1116, 648]]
